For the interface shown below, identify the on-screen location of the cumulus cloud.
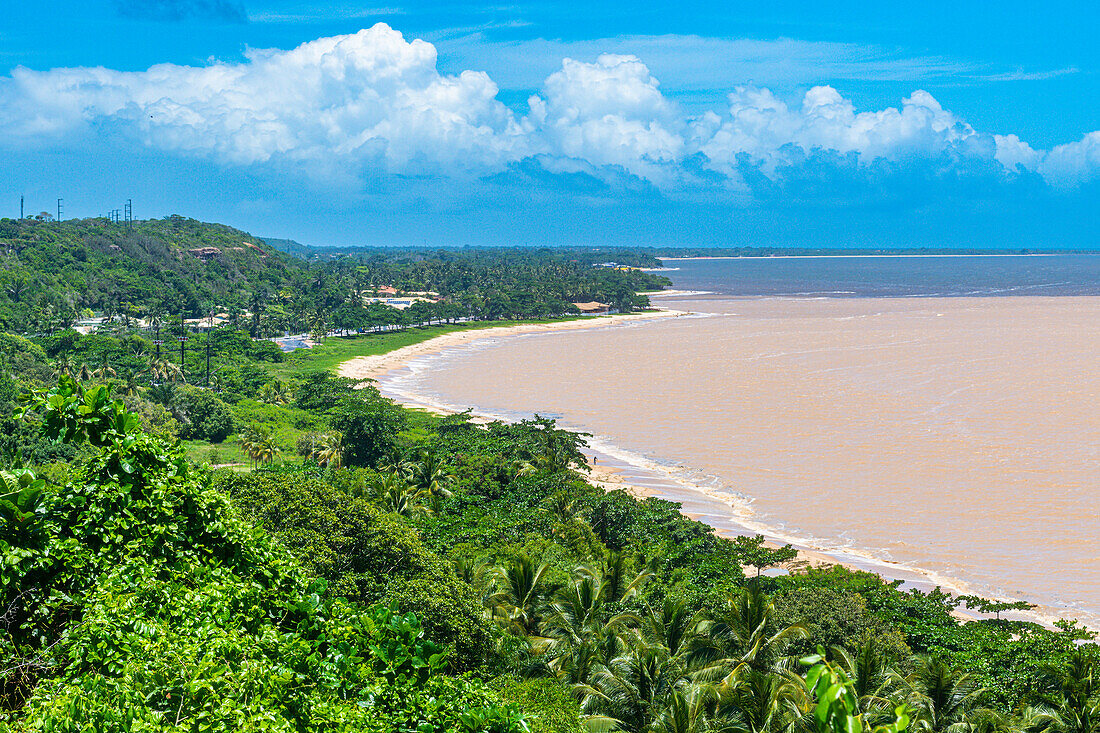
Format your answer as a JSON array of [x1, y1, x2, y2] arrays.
[[527, 54, 686, 183], [1, 25, 528, 174], [0, 24, 1096, 194], [113, 0, 248, 23]]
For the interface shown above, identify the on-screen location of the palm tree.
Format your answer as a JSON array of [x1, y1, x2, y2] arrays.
[[1036, 650, 1100, 733], [698, 581, 809, 677], [259, 380, 293, 405], [148, 355, 184, 384], [114, 368, 141, 397], [800, 639, 897, 723], [254, 433, 280, 466], [645, 598, 707, 663], [894, 656, 985, 733], [405, 449, 454, 508], [487, 555, 549, 637], [146, 382, 176, 406], [52, 354, 75, 378], [545, 492, 584, 525], [713, 666, 808, 733], [371, 470, 431, 518], [92, 353, 117, 381], [238, 425, 279, 468], [302, 431, 344, 468]]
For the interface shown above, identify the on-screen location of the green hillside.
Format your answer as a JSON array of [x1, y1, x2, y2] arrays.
[[0, 216, 303, 330]]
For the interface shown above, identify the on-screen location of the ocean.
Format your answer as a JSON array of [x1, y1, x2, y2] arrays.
[[380, 255, 1100, 626]]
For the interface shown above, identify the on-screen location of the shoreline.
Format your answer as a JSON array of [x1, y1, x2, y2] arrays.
[[337, 307, 1074, 629], [659, 253, 1069, 260], [336, 309, 686, 384]]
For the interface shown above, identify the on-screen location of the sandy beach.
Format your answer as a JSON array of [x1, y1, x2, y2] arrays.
[[335, 304, 938, 601], [337, 309, 685, 384], [351, 294, 1100, 629]]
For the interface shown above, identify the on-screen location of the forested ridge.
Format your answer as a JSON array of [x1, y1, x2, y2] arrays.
[[0, 215, 1097, 732], [0, 216, 667, 337]]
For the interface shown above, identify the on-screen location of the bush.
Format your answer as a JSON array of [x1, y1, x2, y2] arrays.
[[175, 385, 234, 442], [492, 676, 584, 733], [4, 378, 524, 731], [219, 470, 495, 671]]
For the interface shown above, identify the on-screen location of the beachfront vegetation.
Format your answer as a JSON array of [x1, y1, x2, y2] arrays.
[[0, 215, 1095, 731], [3, 366, 1095, 730]]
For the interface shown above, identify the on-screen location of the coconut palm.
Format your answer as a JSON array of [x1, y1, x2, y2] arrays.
[[253, 434, 280, 466], [238, 425, 279, 468], [713, 666, 809, 733], [487, 555, 549, 638], [545, 492, 584, 524], [92, 353, 117, 381], [1035, 650, 1100, 733], [645, 598, 708, 663], [404, 449, 454, 506], [698, 581, 810, 678], [259, 379, 293, 405], [893, 656, 985, 733], [371, 470, 431, 518], [299, 431, 345, 469], [148, 355, 184, 384], [594, 645, 684, 732], [110, 368, 141, 397], [827, 639, 898, 721], [52, 354, 75, 378]]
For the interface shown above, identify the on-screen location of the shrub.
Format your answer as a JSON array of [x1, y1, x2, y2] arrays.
[[219, 470, 495, 671], [174, 385, 234, 442]]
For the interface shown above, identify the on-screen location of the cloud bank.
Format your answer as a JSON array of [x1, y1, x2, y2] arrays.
[[2, 24, 1096, 197]]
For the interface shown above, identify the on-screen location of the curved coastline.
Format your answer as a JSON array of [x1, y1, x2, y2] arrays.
[[337, 311, 1082, 630]]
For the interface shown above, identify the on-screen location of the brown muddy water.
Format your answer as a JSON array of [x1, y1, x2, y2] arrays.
[[382, 296, 1100, 625]]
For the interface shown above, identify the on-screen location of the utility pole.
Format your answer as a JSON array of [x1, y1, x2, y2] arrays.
[[57, 198, 63, 223], [20, 196, 23, 219], [205, 310, 213, 388], [179, 311, 188, 382]]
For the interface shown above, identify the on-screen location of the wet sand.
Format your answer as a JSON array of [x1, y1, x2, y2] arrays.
[[337, 310, 685, 383], [365, 296, 1100, 628]]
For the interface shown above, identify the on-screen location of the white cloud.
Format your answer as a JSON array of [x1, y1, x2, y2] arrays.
[[527, 54, 686, 182], [1, 24, 528, 173], [0, 24, 1096, 192], [1039, 132, 1100, 187]]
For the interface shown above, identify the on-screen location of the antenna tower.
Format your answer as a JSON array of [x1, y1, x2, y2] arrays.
[[57, 198, 63, 223], [125, 199, 133, 231]]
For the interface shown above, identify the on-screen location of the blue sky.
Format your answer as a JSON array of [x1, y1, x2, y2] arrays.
[[1, 0, 1097, 247]]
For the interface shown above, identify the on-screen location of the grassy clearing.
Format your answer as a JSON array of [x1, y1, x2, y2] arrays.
[[191, 316, 602, 467], [267, 316, 596, 379]]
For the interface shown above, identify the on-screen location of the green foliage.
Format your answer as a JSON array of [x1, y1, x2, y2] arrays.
[[173, 386, 234, 442], [1, 379, 526, 731], [493, 676, 584, 733], [329, 392, 406, 468], [774, 585, 912, 664], [218, 470, 494, 671], [803, 648, 911, 733]]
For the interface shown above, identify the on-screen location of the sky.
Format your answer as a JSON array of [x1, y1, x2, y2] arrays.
[[1, 0, 1097, 248]]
